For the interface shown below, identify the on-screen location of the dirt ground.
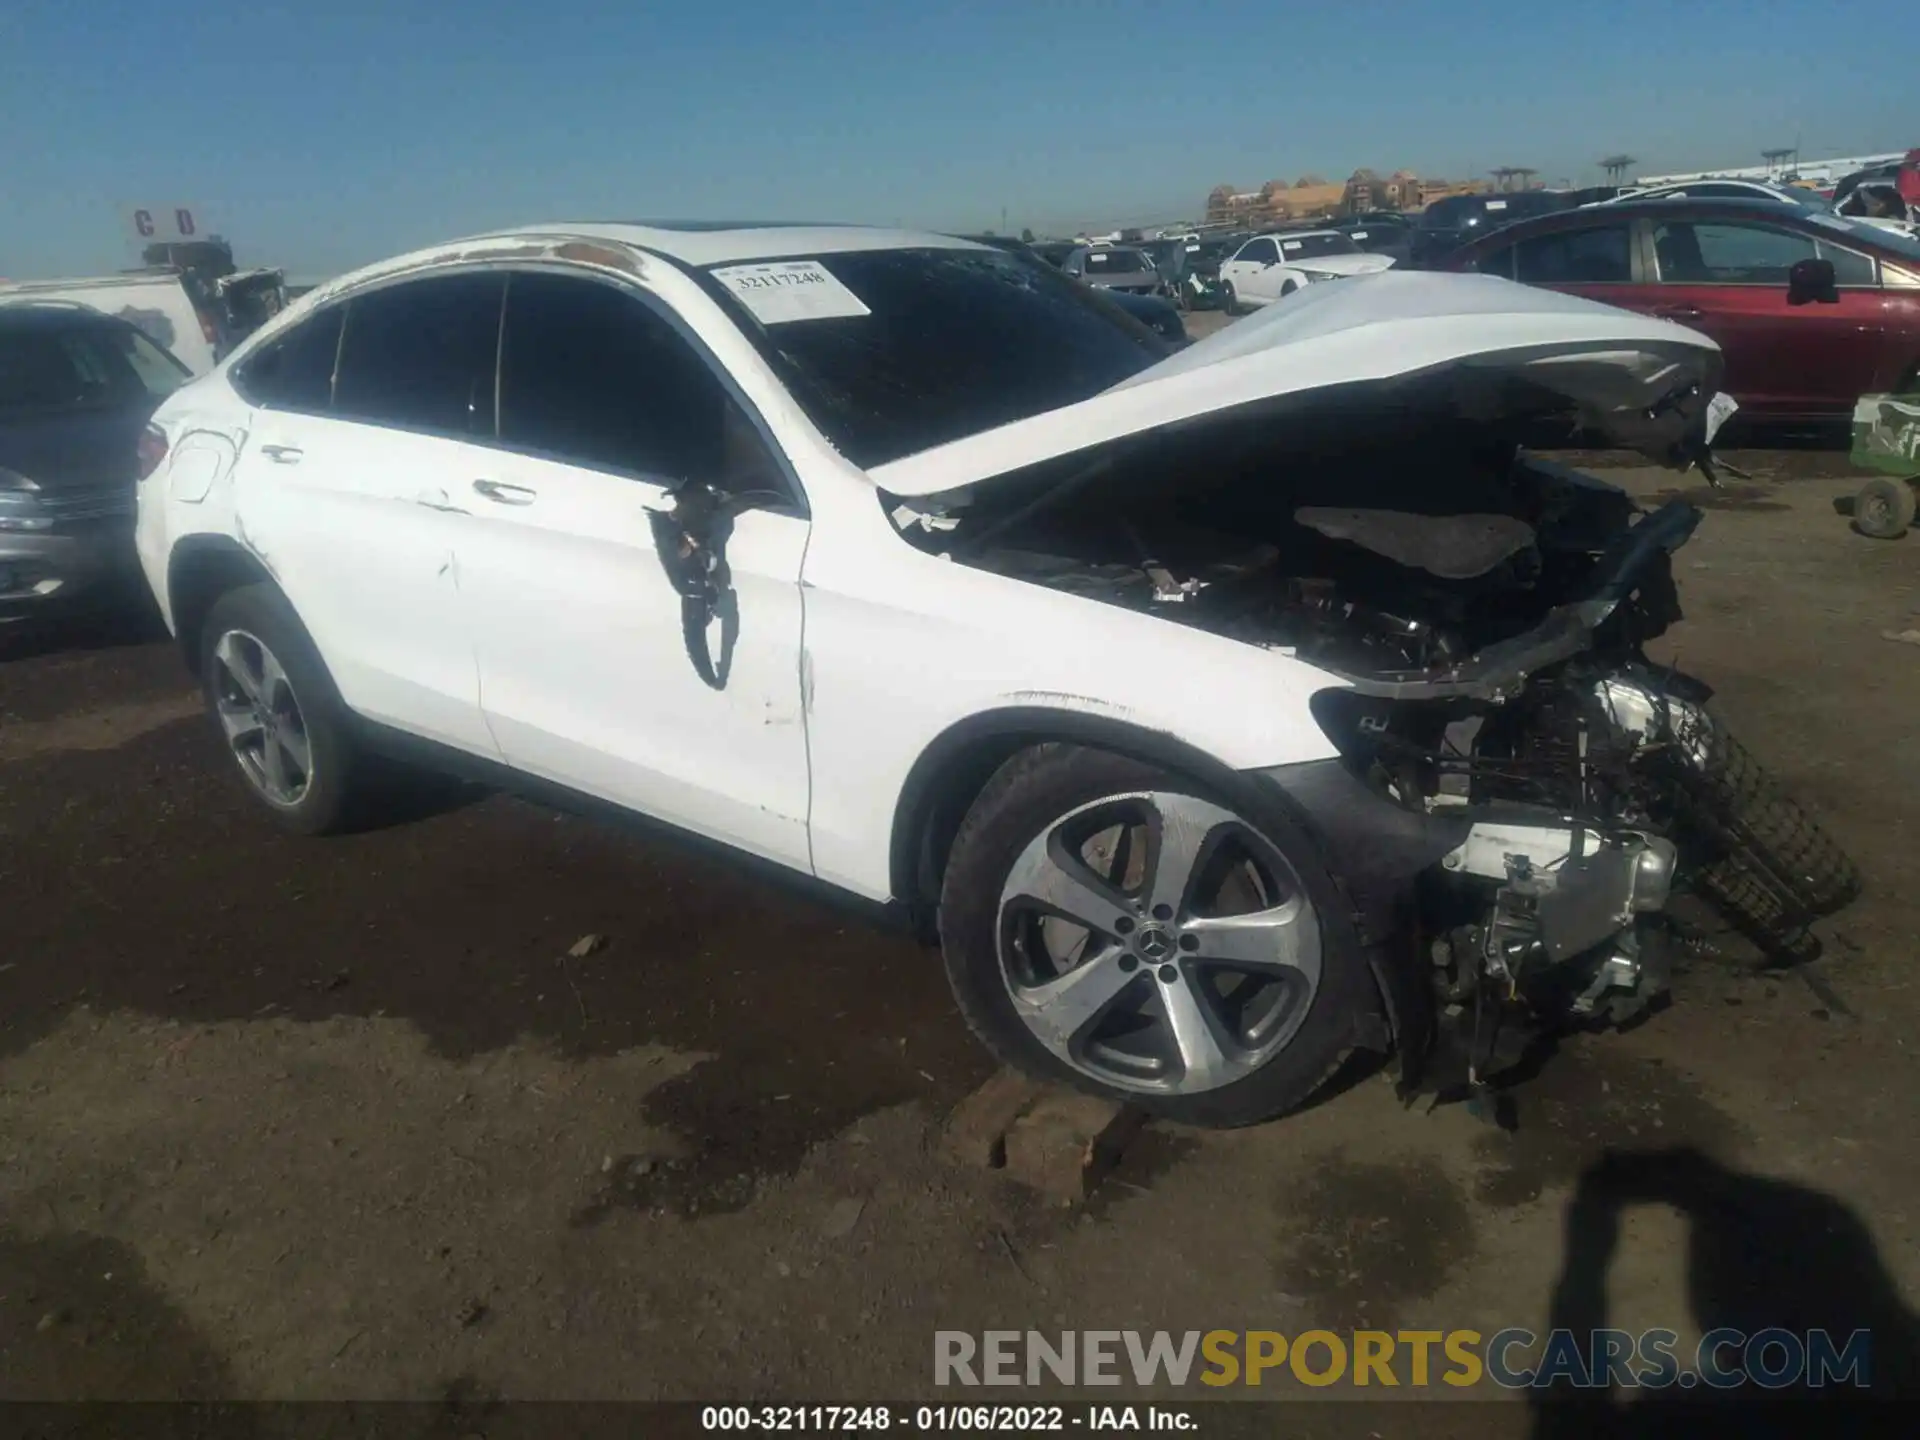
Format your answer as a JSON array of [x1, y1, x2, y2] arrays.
[[2, 423, 1918, 1426]]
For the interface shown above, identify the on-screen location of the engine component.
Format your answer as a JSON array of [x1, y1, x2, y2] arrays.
[[1294, 507, 1537, 580], [1445, 823, 1676, 966], [1593, 670, 1716, 770]]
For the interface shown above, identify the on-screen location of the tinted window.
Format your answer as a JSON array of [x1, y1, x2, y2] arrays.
[[0, 320, 186, 416], [1513, 223, 1632, 283], [1083, 249, 1149, 273], [1653, 222, 1816, 283], [696, 247, 1162, 470], [1812, 212, 1920, 264], [1466, 244, 1516, 279], [1236, 239, 1278, 264], [236, 306, 343, 412], [499, 271, 761, 487], [1821, 242, 1878, 286], [334, 273, 504, 436]]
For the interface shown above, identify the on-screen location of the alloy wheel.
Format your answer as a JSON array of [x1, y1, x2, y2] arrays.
[[995, 790, 1322, 1096], [211, 628, 314, 808]]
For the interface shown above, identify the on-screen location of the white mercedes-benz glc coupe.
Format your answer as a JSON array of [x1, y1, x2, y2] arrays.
[[134, 223, 1856, 1126]]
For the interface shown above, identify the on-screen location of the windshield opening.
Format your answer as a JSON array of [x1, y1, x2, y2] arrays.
[[1278, 233, 1361, 260], [1081, 249, 1150, 274], [693, 247, 1165, 469]]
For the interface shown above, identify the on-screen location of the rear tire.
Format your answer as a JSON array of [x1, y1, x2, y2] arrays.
[[198, 583, 370, 836], [1221, 282, 1240, 317], [937, 744, 1369, 1128]]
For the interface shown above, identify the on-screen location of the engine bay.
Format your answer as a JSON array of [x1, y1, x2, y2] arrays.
[[904, 418, 1677, 689], [888, 411, 1714, 1077]]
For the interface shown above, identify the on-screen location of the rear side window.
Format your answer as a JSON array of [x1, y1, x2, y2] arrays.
[[498, 270, 746, 485], [1466, 244, 1516, 279], [0, 322, 185, 416], [239, 306, 344, 413], [1819, 241, 1878, 286], [333, 274, 505, 437], [114, 326, 191, 397], [1236, 239, 1278, 264], [1513, 224, 1632, 283]]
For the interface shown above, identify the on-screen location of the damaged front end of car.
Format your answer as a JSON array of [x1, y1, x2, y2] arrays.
[[877, 279, 1856, 1099]]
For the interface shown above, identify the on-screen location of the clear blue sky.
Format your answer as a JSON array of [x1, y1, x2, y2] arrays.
[[3, 0, 1910, 280]]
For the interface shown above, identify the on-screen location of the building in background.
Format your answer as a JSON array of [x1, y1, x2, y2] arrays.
[[1205, 168, 1483, 228]]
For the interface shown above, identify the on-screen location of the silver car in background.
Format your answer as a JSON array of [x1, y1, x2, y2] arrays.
[[1061, 245, 1165, 295]]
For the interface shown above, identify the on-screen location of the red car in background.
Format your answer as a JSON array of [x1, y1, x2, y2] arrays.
[[1441, 198, 1920, 422]]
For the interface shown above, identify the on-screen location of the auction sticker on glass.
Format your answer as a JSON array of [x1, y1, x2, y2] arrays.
[[711, 260, 871, 324]]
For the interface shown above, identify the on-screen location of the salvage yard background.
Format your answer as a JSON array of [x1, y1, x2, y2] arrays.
[[3, 400, 1918, 1419]]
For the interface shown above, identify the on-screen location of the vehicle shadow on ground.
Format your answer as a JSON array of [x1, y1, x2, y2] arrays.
[[0, 1227, 239, 1403], [0, 594, 170, 666], [0, 715, 996, 1220], [1528, 1146, 1920, 1438]]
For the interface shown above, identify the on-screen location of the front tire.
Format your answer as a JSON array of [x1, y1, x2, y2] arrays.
[[198, 583, 368, 835], [938, 745, 1367, 1127]]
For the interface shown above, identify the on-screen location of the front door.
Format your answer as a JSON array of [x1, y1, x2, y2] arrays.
[[1645, 218, 1887, 416], [1222, 238, 1281, 304], [455, 269, 813, 870]]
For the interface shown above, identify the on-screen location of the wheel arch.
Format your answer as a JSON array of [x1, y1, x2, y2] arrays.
[[894, 708, 1408, 1083], [887, 707, 1329, 931], [165, 534, 277, 675]]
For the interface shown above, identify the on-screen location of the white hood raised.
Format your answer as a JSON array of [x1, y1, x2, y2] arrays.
[[870, 272, 1723, 500]]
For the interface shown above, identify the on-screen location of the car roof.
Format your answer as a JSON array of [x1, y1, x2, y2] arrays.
[[0, 299, 138, 332], [1251, 229, 1344, 242], [1456, 196, 1914, 253], [305, 223, 986, 303], [513, 221, 985, 265], [1573, 196, 1804, 217]]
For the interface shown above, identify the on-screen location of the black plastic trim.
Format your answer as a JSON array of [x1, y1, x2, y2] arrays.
[[1251, 758, 1472, 919], [348, 717, 912, 937]]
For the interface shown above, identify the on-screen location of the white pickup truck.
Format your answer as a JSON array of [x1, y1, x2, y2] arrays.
[[0, 271, 218, 374]]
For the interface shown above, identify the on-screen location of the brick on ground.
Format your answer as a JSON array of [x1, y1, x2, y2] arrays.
[[945, 1069, 1145, 1203]]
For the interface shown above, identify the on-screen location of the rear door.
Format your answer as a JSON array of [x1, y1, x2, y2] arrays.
[[1507, 217, 1641, 307], [227, 274, 502, 753], [1644, 217, 1886, 415]]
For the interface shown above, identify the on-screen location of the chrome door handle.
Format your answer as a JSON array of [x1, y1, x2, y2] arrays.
[[258, 444, 303, 463], [471, 479, 536, 506], [1656, 305, 1704, 321]]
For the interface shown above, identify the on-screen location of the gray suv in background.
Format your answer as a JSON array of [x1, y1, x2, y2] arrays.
[[0, 301, 188, 621]]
